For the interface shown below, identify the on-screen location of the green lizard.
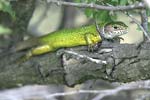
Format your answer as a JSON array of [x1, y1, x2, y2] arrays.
[[10, 21, 128, 62]]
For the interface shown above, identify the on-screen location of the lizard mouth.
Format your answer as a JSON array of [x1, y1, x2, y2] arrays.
[[103, 29, 128, 39], [112, 30, 128, 36]]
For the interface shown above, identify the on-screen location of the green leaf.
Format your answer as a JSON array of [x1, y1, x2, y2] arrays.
[[148, 22, 150, 33], [146, 8, 150, 16], [109, 11, 117, 20], [89, 0, 97, 3], [84, 8, 94, 18], [119, 0, 128, 5], [0, 25, 12, 35], [74, 0, 81, 3], [94, 11, 115, 24], [96, 11, 109, 22], [0, 0, 15, 20], [111, 0, 118, 2]]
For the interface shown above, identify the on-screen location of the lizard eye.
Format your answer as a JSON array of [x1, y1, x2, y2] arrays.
[[114, 26, 118, 29]]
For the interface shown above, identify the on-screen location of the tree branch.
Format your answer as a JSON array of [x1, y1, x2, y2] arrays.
[[126, 12, 150, 42], [44, 80, 150, 100], [1, 80, 150, 99], [140, 9, 149, 41], [47, 0, 146, 11], [1, 42, 150, 87]]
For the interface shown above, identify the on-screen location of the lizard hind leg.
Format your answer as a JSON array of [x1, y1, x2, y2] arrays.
[[16, 45, 53, 64]]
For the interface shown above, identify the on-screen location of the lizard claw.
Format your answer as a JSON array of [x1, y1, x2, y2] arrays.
[[88, 44, 93, 52], [117, 37, 124, 41], [88, 44, 99, 52]]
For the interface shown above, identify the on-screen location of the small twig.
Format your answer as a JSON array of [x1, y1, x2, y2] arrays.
[[139, 94, 150, 100], [140, 10, 148, 32], [126, 12, 150, 41], [47, 0, 146, 11], [93, 80, 150, 100], [60, 50, 107, 65], [140, 10, 149, 41], [95, 21, 105, 40], [44, 80, 150, 99]]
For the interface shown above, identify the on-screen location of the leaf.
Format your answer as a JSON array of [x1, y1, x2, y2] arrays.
[[111, 0, 118, 2], [119, 0, 128, 5], [89, 0, 97, 3], [109, 11, 117, 20], [94, 11, 114, 24], [84, 8, 94, 18], [127, 0, 133, 4], [146, 8, 150, 16], [0, 25, 12, 35], [0, 0, 15, 20], [148, 22, 150, 33], [74, 0, 81, 3]]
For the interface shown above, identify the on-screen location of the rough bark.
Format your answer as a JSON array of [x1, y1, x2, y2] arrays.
[[0, 42, 150, 88]]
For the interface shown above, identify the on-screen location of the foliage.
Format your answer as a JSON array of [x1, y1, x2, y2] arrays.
[[0, 0, 15, 35], [0, 25, 12, 35], [74, 0, 150, 35], [0, 0, 15, 19], [74, 0, 149, 24]]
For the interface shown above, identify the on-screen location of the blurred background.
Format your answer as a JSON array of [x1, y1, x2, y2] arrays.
[[0, 0, 149, 100]]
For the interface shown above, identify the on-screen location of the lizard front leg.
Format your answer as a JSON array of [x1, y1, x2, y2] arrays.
[[84, 33, 99, 52]]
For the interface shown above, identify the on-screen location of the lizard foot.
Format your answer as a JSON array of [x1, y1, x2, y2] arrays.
[[88, 43, 99, 52]]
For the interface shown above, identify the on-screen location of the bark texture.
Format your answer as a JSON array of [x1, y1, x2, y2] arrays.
[[1, 42, 150, 88]]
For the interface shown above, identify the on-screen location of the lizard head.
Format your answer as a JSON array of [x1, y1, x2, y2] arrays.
[[100, 21, 128, 39]]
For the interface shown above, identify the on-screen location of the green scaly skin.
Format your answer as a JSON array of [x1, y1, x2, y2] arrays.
[[14, 21, 128, 63]]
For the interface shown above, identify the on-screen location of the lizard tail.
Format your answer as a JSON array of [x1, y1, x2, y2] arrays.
[[11, 38, 39, 52], [0, 38, 39, 58]]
